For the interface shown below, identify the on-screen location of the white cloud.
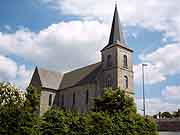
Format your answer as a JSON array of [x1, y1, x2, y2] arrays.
[[142, 43, 180, 75], [0, 21, 109, 72], [134, 63, 166, 85], [41, 0, 180, 41], [14, 65, 33, 90], [0, 55, 17, 81], [162, 85, 180, 100], [136, 98, 180, 115], [0, 55, 32, 89], [134, 43, 180, 85], [38, 0, 180, 86]]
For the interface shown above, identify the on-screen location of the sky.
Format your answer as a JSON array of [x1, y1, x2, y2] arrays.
[[0, 0, 180, 115]]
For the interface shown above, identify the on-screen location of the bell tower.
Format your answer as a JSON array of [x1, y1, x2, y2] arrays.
[[101, 4, 133, 93]]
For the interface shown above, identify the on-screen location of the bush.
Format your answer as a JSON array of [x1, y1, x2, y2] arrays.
[[40, 88, 158, 135], [0, 83, 158, 135]]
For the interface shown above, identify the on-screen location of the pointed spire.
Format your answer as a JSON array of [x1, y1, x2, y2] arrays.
[[108, 4, 126, 45]]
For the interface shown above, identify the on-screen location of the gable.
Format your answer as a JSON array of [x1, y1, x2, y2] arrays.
[[38, 68, 64, 90], [30, 67, 42, 88]]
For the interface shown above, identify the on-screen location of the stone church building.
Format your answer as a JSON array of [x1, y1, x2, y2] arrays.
[[30, 5, 134, 115]]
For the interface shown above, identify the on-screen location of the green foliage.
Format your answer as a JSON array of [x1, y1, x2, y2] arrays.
[[0, 83, 41, 135], [0, 83, 158, 135], [153, 109, 180, 119], [172, 109, 180, 118], [0, 83, 24, 135], [0, 82, 24, 107], [24, 85, 40, 114], [161, 111, 172, 118], [40, 107, 70, 135], [40, 88, 158, 135], [93, 88, 136, 114], [20, 85, 41, 135]]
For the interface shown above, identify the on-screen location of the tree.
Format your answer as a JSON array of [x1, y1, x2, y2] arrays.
[[93, 88, 136, 114], [20, 85, 41, 135], [0, 82, 24, 135], [161, 112, 172, 118], [172, 109, 180, 118], [41, 88, 158, 135], [0, 83, 41, 135]]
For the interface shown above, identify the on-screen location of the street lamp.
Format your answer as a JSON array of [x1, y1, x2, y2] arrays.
[[142, 63, 148, 116]]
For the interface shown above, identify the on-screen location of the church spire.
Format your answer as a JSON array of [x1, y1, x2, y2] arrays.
[[108, 4, 126, 46]]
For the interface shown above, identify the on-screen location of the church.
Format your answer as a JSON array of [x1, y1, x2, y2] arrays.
[[30, 5, 134, 115]]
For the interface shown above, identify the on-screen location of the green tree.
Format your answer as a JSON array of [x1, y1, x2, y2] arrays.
[[172, 109, 180, 118], [20, 85, 41, 135], [41, 88, 158, 135], [93, 88, 136, 114], [0, 83, 41, 135], [161, 112, 172, 118], [0, 82, 24, 135], [40, 107, 70, 135]]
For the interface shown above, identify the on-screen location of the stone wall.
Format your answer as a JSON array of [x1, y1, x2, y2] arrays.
[[57, 83, 97, 112], [39, 88, 56, 115]]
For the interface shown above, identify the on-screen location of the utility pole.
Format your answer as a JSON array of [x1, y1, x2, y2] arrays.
[[142, 64, 147, 116]]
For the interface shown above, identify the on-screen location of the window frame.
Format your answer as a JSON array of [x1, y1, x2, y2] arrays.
[[123, 55, 128, 68], [106, 75, 112, 88], [124, 76, 128, 89], [49, 94, 52, 106], [61, 94, 64, 107], [72, 92, 75, 105], [107, 54, 112, 67], [86, 90, 89, 104]]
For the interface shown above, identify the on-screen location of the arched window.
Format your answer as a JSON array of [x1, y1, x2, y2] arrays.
[[124, 76, 128, 89], [123, 55, 128, 68], [49, 94, 52, 106], [106, 75, 112, 87], [61, 94, 64, 107], [107, 55, 112, 67], [86, 90, 89, 104], [73, 92, 75, 105]]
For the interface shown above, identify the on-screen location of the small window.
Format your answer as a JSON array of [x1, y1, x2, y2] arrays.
[[123, 55, 128, 68], [49, 94, 52, 106], [61, 94, 64, 107], [86, 90, 89, 104], [124, 76, 128, 89], [73, 92, 75, 105], [106, 75, 112, 87], [107, 55, 112, 67]]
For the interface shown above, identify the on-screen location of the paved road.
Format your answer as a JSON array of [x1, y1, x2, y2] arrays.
[[159, 132, 180, 135]]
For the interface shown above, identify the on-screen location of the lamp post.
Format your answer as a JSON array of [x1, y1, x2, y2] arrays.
[[142, 63, 148, 116]]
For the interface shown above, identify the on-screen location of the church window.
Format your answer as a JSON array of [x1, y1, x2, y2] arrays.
[[86, 90, 89, 104], [49, 94, 52, 106], [123, 55, 128, 68], [73, 92, 75, 105], [61, 94, 64, 107], [124, 76, 128, 89], [107, 55, 112, 67], [106, 75, 112, 87]]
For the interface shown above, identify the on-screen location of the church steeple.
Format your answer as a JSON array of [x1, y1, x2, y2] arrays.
[[108, 4, 126, 46]]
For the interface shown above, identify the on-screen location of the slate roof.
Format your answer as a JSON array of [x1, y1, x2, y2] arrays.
[[59, 62, 101, 90], [37, 68, 64, 90], [101, 4, 133, 53], [33, 62, 101, 90], [108, 4, 126, 46]]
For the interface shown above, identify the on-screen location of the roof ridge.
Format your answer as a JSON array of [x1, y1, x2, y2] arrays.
[[64, 62, 101, 75], [59, 62, 102, 90]]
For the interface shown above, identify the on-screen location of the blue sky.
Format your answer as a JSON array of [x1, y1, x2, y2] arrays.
[[0, 0, 180, 115]]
